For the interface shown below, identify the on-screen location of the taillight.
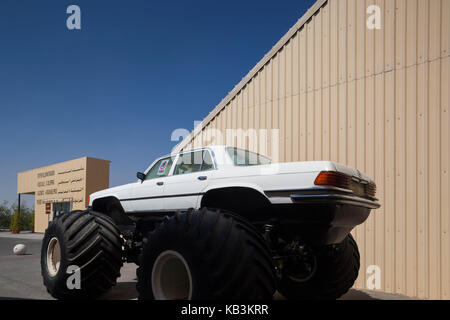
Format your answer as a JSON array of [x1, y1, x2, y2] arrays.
[[314, 171, 351, 189], [365, 182, 377, 197]]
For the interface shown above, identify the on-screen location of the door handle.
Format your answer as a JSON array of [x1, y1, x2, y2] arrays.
[[197, 176, 207, 181], [156, 181, 164, 186]]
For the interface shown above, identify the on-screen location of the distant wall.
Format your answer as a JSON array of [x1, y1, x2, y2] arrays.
[[176, 0, 450, 299], [18, 157, 110, 233]]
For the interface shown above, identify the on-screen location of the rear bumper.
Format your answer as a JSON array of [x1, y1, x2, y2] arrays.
[[290, 193, 380, 209], [267, 188, 380, 245]]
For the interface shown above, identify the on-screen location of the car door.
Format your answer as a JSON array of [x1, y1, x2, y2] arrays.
[[163, 149, 215, 210], [128, 156, 175, 213]]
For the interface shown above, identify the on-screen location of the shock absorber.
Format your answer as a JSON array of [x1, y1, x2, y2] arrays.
[[263, 224, 275, 247]]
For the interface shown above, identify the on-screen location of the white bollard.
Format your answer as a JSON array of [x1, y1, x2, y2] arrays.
[[13, 244, 27, 255]]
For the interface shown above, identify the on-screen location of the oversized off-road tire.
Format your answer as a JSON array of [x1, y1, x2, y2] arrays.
[[41, 210, 123, 299], [278, 234, 360, 300], [136, 208, 276, 300]]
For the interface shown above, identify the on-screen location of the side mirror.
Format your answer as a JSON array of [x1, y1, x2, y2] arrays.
[[137, 172, 146, 181]]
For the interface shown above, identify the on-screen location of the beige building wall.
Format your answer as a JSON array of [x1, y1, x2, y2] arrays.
[[176, 0, 450, 299], [85, 157, 110, 204], [18, 157, 110, 233]]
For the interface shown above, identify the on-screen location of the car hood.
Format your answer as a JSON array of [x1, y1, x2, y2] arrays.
[[89, 182, 135, 204]]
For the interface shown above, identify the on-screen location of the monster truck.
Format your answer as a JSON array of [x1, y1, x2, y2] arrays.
[[41, 146, 380, 300]]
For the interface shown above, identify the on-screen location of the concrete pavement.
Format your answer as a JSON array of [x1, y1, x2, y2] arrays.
[[0, 231, 44, 240], [0, 232, 416, 300]]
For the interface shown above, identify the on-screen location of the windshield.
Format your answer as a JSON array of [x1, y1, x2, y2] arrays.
[[145, 156, 175, 180], [226, 147, 272, 166]]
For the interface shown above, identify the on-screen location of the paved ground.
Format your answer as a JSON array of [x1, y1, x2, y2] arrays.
[[0, 232, 137, 300], [0, 231, 416, 300]]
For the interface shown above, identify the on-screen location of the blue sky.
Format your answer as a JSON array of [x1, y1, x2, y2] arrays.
[[0, 0, 315, 206]]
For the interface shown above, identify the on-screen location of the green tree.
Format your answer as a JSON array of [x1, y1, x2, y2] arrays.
[[0, 201, 12, 228], [10, 200, 33, 231], [10, 211, 22, 231], [29, 212, 35, 231], [0, 200, 34, 230]]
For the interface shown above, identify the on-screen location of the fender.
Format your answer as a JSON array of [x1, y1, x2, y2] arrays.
[[197, 181, 269, 208], [91, 196, 124, 213]]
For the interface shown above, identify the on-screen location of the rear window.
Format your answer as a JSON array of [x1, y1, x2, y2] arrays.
[[226, 147, 271, 166]]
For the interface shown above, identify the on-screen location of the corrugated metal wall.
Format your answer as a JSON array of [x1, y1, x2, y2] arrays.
[[177, 0, 450, 299]]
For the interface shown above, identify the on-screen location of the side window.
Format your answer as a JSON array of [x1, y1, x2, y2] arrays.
[[173, 151, 203, 175], [173, 150, 215, 175], [145, 157, 174, 180]]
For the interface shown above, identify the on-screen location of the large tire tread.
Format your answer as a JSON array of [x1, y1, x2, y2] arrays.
[[41, 210, 123, 300], [278, 234, 360, 300], [136, 208, 276, 300]]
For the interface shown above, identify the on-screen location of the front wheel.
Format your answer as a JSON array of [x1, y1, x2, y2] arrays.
[[278, 234, 360, 300], [136, 208, 276, 300], [41, 210, 123, 299]]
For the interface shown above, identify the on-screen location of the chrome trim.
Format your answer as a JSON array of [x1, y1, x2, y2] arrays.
[[264, 186, 378, 201], [290, 193, 380, 209], [264, 186, 354, 197], [120, 192, 205, 202]]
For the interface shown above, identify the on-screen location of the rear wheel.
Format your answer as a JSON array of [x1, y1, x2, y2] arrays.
[[136, 208, 276, 300], [41, 210, 123, 299], [278, 234, 360, 300]]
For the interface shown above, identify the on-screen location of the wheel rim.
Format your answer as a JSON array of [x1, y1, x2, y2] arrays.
[[46, 237, 61, 277], [151, 250, 193, 300], [286, 256, 317, 283]]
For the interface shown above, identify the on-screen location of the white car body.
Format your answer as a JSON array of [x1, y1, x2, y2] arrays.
[[89, 145, 378, 214]]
